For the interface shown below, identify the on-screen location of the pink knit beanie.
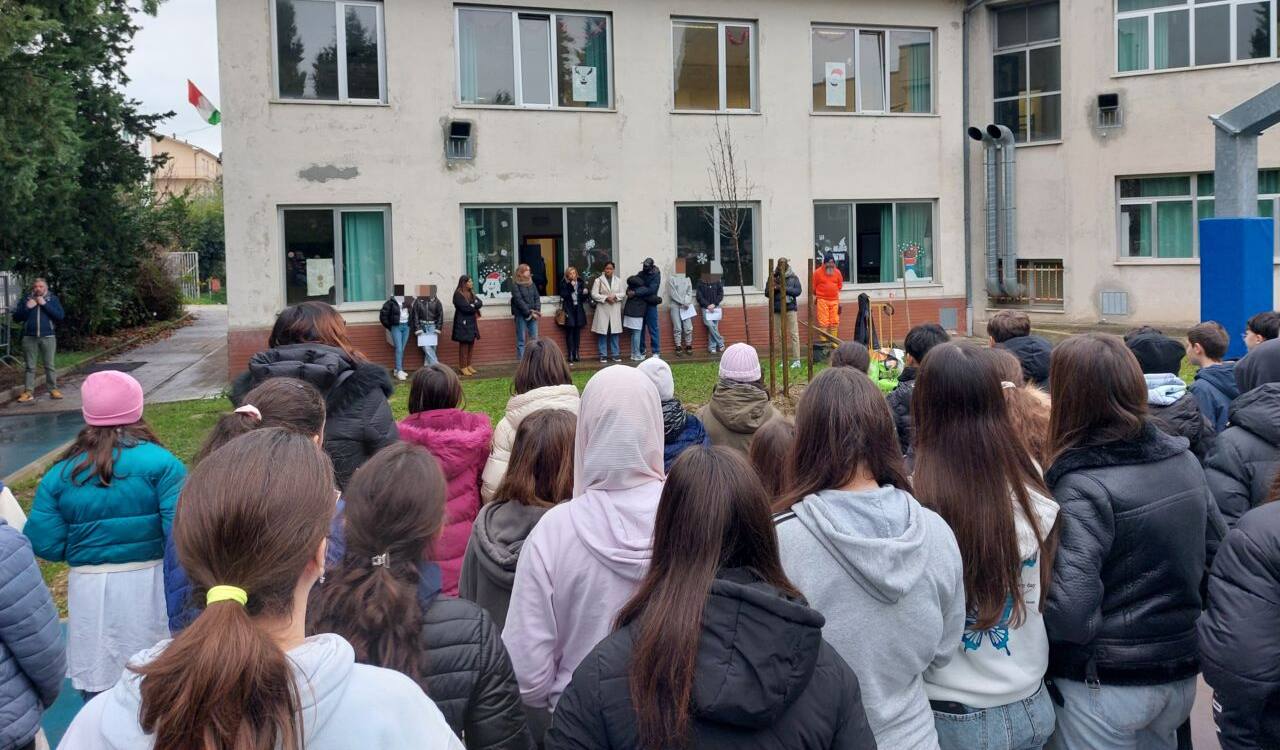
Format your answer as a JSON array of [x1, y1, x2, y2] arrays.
[[719, 343, 762, 382], [81, 371, 145, 427]]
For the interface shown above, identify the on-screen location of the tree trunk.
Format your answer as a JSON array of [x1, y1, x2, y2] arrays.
[[733, 234, 751, 341]]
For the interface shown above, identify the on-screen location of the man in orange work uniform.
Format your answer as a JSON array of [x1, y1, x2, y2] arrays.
[[812, 252, 844, 351]]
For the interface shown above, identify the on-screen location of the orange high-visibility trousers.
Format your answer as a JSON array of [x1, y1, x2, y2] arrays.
[[816, 298, 841, 331]]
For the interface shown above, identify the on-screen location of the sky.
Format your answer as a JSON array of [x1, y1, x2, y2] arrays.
[[124, 0, 223, 155]]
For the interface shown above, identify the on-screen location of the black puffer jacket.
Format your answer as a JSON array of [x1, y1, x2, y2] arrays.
[[1149, 392, 1214, 462], [770, 269, 802, 313], [510, 282, 541, 320], [999, 335, 1053, 388], [1198, 501, 1280, 750], [544, 568, 877, 750], [885, 367, 917, 457], [1205, 384, 1280, 528], [1043, 424, 1212, 686], [231, 343, 397, 488], [422, 591, 534, 749]]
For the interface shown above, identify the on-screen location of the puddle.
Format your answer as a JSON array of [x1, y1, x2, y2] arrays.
[[0, 410, 85, 478]]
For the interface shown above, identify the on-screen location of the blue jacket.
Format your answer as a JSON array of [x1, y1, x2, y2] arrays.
[[0, 520, 64, 750], [25, 441, 186, 566], [661, 405, 711, 472], [11, 293, 64, 338], [1191, 362, 1239, 434]]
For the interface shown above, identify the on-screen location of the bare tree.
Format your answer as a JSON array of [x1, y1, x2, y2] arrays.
[[703, 117, 756, 340]]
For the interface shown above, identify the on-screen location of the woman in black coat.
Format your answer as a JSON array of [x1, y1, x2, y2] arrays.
[[558, 267, 589, 364], [310, 444, 533, 750], [1204, 337, 1280, 527], [231, 301, 397, 489], [452, 275, 483, 377], [545, 447, 875, 750]]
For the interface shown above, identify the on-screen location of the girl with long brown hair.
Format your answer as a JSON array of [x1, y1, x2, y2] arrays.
[[452, 274, 484, 376], [545, 446, 876, 749], [991, 346, 1052, 466], [747, 417, 794, 499], [25, 371, 185, 702], [912, 343, 1059, 750], [1041, 333, 1213, 750], [773, 366, 965, 749], [461, 409, 576, 630], [309, 443, 531, 749], [58, 429, 460, 750]]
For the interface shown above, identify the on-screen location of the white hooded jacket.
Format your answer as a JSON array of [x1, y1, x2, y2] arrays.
[[481, 384, 580, 501]]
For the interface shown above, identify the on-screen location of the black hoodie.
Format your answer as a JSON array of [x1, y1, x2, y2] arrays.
[[544, 568, 877, 750], [998, 335, 1053, 388]]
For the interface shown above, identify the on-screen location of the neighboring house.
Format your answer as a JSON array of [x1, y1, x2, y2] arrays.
[[144, 134, 222, 198], [214, 0, 1280, 375]]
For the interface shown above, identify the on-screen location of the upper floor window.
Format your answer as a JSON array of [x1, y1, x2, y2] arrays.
[[273, 0, 386, 102], [1118, 170, 1280, 258], [1117, 0, 1275, 73], [993, 2, 1061, 143], [456, 7, 612, 109], [811, 26, 934, 114], [672, 19, 758, 112]]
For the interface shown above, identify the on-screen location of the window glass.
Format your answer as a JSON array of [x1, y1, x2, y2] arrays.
[[1121, 204, 1153, 257], [1118, 16, 1149, 71], [341, 211, 387, 302], [519, 15, 553, 105], [676, 205, 759, 287], [1028, 94, 1061, 140], [1120, 0, 1182, 10], [994, 51, 1026, 98], [1155, 10, 1191, 68], [1198, 199, 1215, 220], [1238, 1, 1272, 59], [284, 209, 337, 304], [1260, 170, 1280, 194], [673, 21, 719, 110], [1197, 173, 1216, 196], [676, 206, 717, 286], [719, 207, 755, 288], [344, 4, 380, 99], [889, 30, 932, 113], [557, 15, 610, 108], [276, 0, 339, 100], [855, 204, 894, 283], [996, 6, 1028, 48], [1195, 4, 1232, 65], [859, 31, 886, 111], [993, 3, 1059, 143], [812, 28, 856, 113], [1156, 201, 1194, 258], [814, 204, 853, 279], [896, 203, 934, 279], [459, 9, 516, 105], [1029, 45, 1060, 92], [465, 208, 515, 297], [1027, 2, 1060, 41], [994, 99, 1022, 138], [565, 207, 614, 287], [724, 25, 753, 110], [1121, 176, 1191, 197]]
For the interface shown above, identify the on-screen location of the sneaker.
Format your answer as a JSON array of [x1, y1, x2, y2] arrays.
[[685, 345, 694, 355], [17, 391, 33, 403], [396, 370, 408, 381], [651, 352, 662, 359], [599, 356, 608, 364], [791, 361, 802, 369], [612, 357, 623, 363], [50, 389, 64, 399]]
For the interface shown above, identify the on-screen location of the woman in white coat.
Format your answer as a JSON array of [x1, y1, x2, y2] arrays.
[[591, 261, 625, 364]]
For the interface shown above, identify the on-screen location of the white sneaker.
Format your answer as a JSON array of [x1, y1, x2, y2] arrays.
[[396, 370, 408, 381], [791, 360, 801, 369]]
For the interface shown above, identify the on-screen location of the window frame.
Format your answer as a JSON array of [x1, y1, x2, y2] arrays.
[[813, 199, 939, 288], [1114, 0, 1278, 74], [671, 18, 760, 113], [269, 0, 388, 104], [453, 6, 615, 110], [459, 203, 619, 302], [809, 24, 936, 116], [277, 204, 393, 309], [992, 2, 1062, 145], [674, 202, 764, 289], [1116, 172, 1280, 260]]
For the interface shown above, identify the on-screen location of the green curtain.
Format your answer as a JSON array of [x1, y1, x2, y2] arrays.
[[459, 12, 478, 102], [342, 211, 386, 302], [1198, 200, 1215, 220], [465, 210, 480, 280], [908, 42, 930, 113], [896, 203, 933, 279], [1156, 201, 1193, 258], [878, 204, 896, 283], [584, 18, 608, 107], [1118, 17, 1149, 72]]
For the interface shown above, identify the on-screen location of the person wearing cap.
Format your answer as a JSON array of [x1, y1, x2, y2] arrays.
[[638, 357, 710, 470], [812, 253, 844, 351], [697, 343, 779, 455], [635, 258, 663, 358], [24, 370, 185, 702], [1124, 326, 1214, 461]]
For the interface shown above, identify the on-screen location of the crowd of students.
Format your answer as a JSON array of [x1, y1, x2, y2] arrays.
[[5, 299, 1280, 750]]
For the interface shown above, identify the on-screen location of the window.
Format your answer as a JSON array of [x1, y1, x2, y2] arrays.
[[273, 0, 385, 102], [1118, 170, 1280, 258], [463, 205, 617, 299], [1117, 0, 1276, 73], [676, 204, 760, 287], [811, 26, 933, 113], [282, 207, 390, 305], [673, 19, 757, 112], [456, 7, 612, 108], [813, 201, 935, 284], [993, 2, 1061, 143]]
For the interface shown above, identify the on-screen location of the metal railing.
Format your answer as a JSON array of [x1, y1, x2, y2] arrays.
[[993, 261, 1065, 309]]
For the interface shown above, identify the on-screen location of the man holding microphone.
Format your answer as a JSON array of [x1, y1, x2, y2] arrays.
[[12, 277, 64, 402]]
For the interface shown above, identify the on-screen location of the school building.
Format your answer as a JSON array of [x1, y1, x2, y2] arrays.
[[216, 0, 1280, 372]]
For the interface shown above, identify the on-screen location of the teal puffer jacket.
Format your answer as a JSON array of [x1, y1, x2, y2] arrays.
[[24, 441, 186, 566]]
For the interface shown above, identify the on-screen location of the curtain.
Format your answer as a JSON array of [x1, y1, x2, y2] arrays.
[[342, 211, 386, 302], [1156, 202, 1193, 259], [896, 203, 933, 279], [583, 18, 608, 107], [459, 13, 478, 102], [1118, 17, 1148, 72], [878, 204, 896, 283], [908, 42, 931, 113]]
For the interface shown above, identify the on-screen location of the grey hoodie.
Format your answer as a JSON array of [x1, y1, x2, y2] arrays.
[[58, 634, 462, 750], [458, 500, 550, 631], [776, 486, 965, 750]]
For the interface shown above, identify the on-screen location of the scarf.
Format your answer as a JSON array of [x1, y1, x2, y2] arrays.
[[661, 398, 688, 441]]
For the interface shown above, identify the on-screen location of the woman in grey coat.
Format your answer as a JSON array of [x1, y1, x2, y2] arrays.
[[666, 259, 696, 356], [0, 520, 65, 750]]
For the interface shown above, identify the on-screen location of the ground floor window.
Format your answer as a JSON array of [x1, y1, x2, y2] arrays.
[[463, 204, 616, 299], [813, 201, 935, 284], [282, 206, 390, 305], [675, 204, 760, 288], [1119, 170, 1279, 258]]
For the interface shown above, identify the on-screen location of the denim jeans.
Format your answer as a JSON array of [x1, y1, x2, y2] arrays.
[[934, 683, 1056, 750], [643, 306, 660, 355], [629, 327, 644, 359], [1047, 677, 1197, 750], [516, 316, 539, 359], [22, 335, 56, 391], [419, 323, 439, 365], [390, 323, 410, 372], [703, 313, 725, 352], [597, 333, 620, 359]]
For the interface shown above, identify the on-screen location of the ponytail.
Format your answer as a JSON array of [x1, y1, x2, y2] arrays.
[[195, 378, 327, 465]]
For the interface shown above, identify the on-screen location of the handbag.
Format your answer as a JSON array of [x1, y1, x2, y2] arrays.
[[555, 307, 567, 326]]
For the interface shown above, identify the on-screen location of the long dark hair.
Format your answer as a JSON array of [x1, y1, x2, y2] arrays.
[[60, 422, 162, 486], [134, 429, 335, 750], [776, 367, 911, 512], [911, 344, 1056, 629], [193, 378, 326, 465], [513, 338, 572, 394], [991, 347, 1051, 466], [308, 443, 448, 693], [1048, 333, 1147, 463], [408, 364, 463, 413], [748, 418, 795, 499], [456, 274, 475, 301], [491, 409, 576, 507], [617, 446, 799, 750], [269, 301, 364, 361]]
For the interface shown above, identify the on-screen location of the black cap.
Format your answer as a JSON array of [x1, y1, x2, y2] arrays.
[[1125, 330, 1185, 375], [643, 257, 654, 268], [823, 252, 835, 264]]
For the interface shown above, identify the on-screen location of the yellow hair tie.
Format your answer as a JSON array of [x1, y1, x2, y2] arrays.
[[206, 585, 248, 606]]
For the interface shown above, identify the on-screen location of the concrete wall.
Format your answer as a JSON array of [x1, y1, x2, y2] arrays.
[[217, 0, 969, 370]]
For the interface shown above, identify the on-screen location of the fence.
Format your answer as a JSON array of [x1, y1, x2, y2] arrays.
[[992, 260, 1065, 310], [0, 273, 20, 367], [163, 252, 200, 299]]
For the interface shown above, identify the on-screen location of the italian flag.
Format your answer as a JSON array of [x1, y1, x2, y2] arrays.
[[187, 80, 221, 125]]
